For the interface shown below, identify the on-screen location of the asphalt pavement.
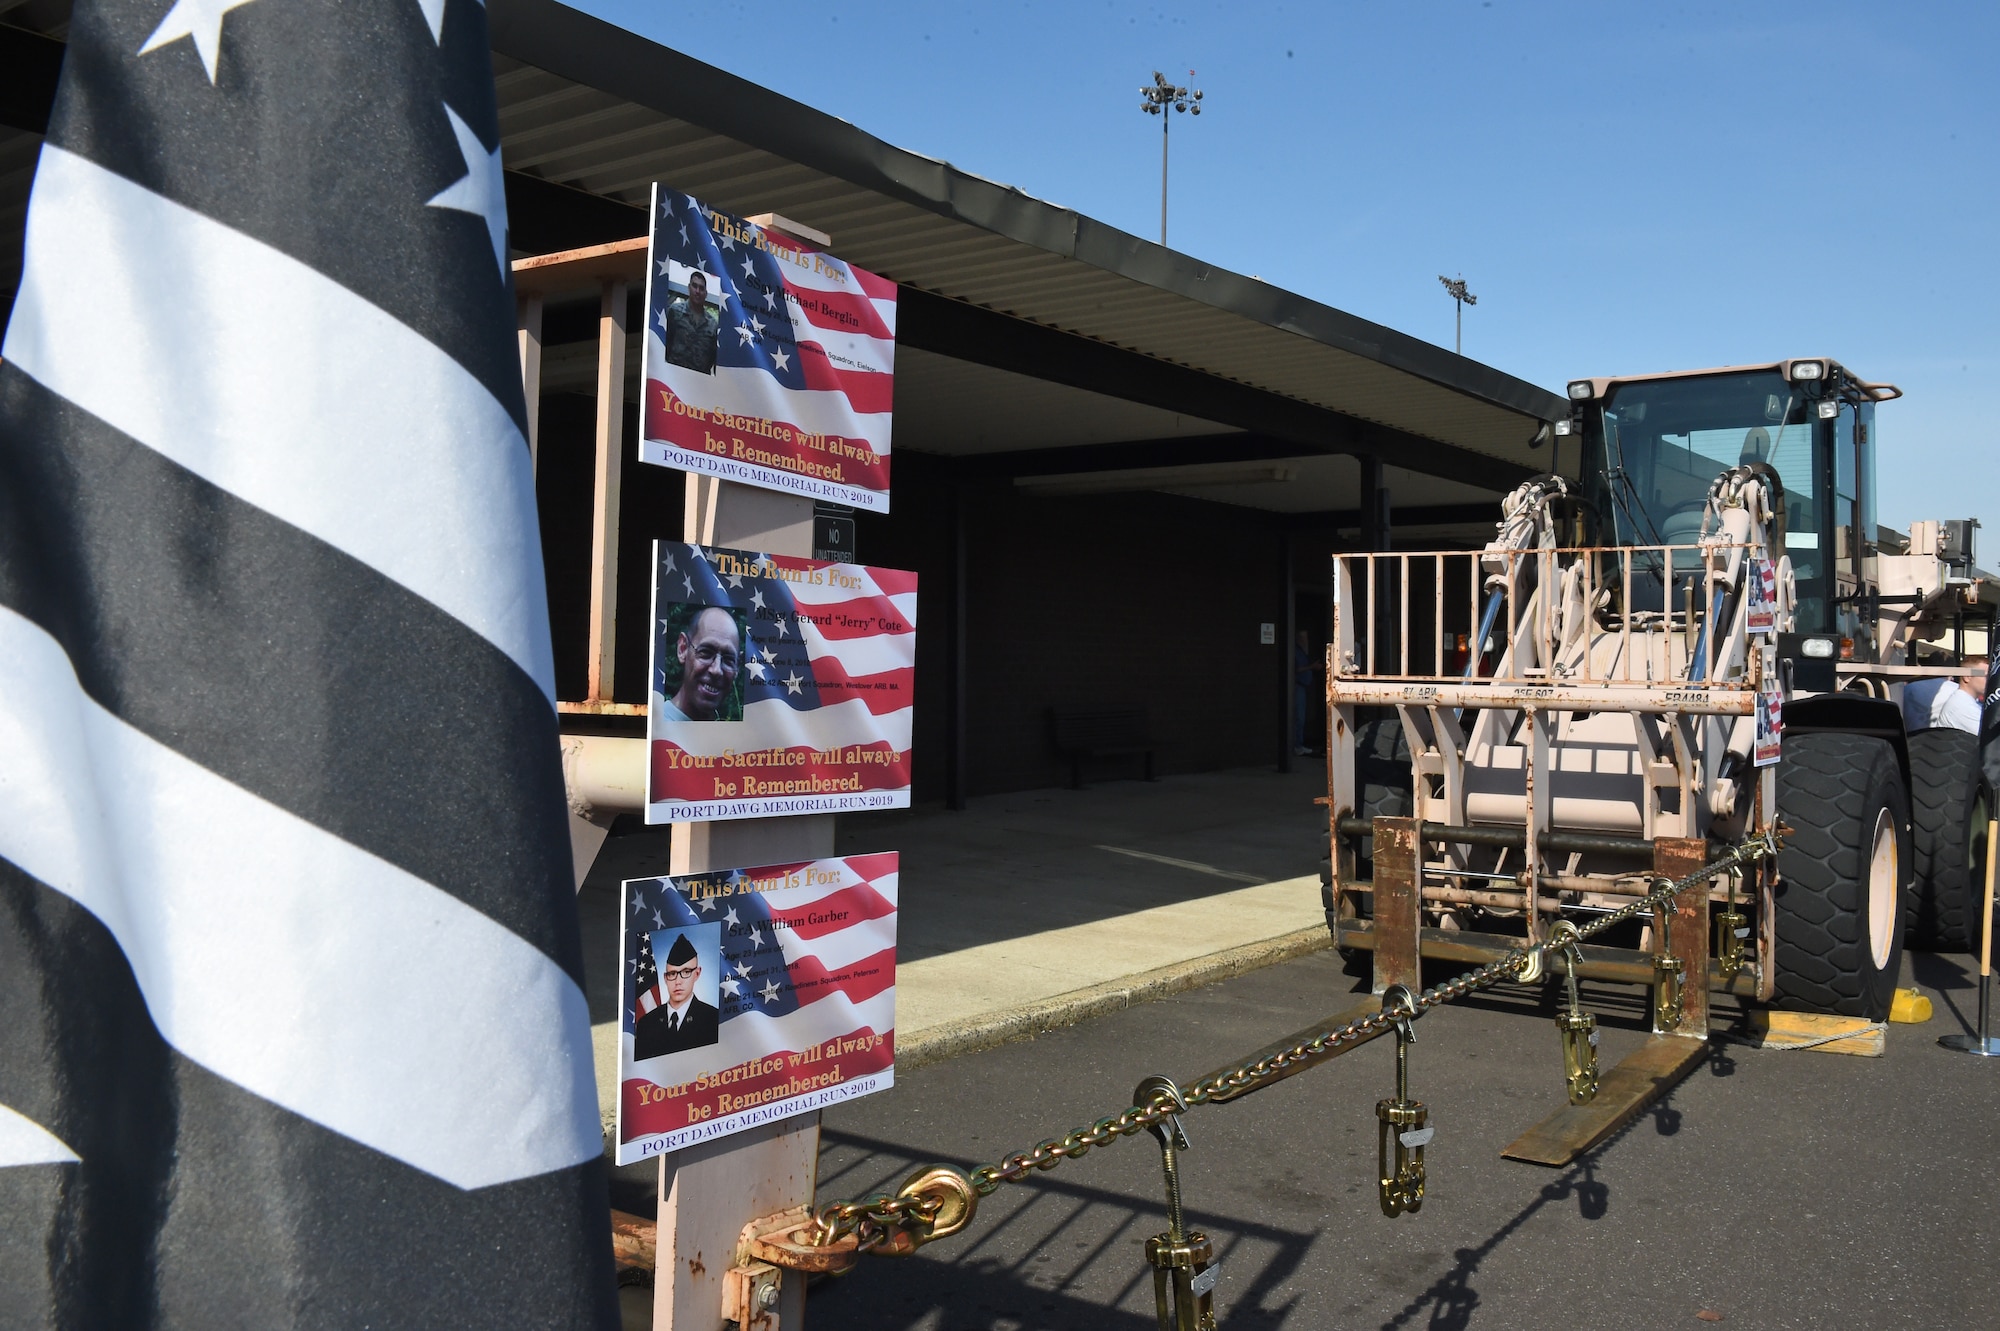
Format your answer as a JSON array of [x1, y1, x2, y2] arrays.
[[785, 947, 1997, 1331]]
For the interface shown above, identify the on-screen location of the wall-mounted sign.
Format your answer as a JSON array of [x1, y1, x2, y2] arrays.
[[639, 186, 897, 511], [813, 501, 856, 563], [647, 541, 916, 822], [615, 855, 898, 1162]]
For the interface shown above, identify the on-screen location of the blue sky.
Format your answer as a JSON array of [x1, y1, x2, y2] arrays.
[[570, 1, 1996, 535]]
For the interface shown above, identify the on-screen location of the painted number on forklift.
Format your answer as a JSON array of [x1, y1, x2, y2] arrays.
[[1403, 686, 1439, 700], [1511, 687, 1555, 700]]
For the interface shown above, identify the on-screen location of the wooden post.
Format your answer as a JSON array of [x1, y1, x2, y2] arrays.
[[516, 291, 544, 473], [587, 278, 628, 702], [1371, 815, 1421, 995], [1653, 836, 1709, 1037], [658, 477, 831, 1330]]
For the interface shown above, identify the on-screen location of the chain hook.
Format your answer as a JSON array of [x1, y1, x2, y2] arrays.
[[1133, 1076, 1218, 1331], [1652, 885, 1686, 1033], [1548, 921, 1599, 1104], [1375, 985, 1429, 1217]]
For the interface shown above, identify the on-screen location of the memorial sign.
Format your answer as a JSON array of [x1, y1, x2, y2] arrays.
[[640, 186, 896, 511], [615, 855, 899, 1162], [647, 541, 916, 821]]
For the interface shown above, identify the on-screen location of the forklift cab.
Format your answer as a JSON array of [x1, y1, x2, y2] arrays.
[[1564, 359, 1896, 651]]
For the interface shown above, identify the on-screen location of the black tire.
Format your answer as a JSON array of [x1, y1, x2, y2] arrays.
[[1906, 727, 1989, 952], [1771, 732, 1909, 1019], [1320, 716, 1412, 928]]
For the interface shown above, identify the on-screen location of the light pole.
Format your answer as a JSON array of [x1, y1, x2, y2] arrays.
[[1140, 70, 1201, 246], [1438, 274, 1476, 355]]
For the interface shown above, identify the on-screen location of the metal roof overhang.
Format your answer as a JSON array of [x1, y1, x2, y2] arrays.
[[483, 0, 1567, 510], [1, 0, 1570, 516]]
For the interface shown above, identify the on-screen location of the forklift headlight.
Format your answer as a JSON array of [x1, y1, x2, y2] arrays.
[[1567, 381, 1594, 401], [1554, 418, 1575, 436], [1789, 360, 1825, 382], [1815, 399, 1840, 419], [1801, 637, 1835, 659]]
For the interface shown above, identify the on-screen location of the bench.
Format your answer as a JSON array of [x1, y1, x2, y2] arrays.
[[1051, 706, 1158, 789]]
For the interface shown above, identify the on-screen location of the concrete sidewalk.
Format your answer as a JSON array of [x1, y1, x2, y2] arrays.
[[579, 764, 1332, 1123]]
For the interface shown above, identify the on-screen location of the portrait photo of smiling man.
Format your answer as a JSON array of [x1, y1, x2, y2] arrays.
[[657, 603, 747, 722]]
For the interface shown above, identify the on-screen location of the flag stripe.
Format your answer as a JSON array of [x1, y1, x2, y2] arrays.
[[767, 881, 899, 940], [653, 696, 913, 758], [43, 0, 530, 435], [0, 606, 599, 1189], [0, 1104, 78, 1168], [0, 364, 582, 976], [0, 860, 615, 1325], [3, 145, 556, 703]]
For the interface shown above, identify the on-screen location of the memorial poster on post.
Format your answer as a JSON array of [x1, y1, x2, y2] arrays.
[[639, 185, 897, 511], [1746, 556, 1776, 635], [647, 541, 915, 822], [615, 856, 898, 1163]]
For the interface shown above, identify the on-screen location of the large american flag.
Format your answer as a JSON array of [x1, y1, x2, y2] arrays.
[[646, 541, 916, 820], [0, 0, 612, 1323], [639, 186, 897, 511], [616, 855, 899, 1162]]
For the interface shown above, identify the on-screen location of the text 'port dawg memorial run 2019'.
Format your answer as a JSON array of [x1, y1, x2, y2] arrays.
[[640, 187, 897, 511]]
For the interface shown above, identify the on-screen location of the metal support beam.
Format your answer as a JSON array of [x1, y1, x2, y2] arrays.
[[1654, 837, 1711, 1037], [586, 277, 628, 702], [1371, 816, 1422, 996]]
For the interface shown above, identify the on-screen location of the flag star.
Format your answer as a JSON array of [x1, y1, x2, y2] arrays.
[[718, 231, 735, 250], [741, 254, 757, 280], [630, 895, 646, 916], [750, 589, 767, 611], [748, 926, 764, 946], [656, 258, 671, 278], [759, 979, 782, 1004], [736, 324, 756, 346], [686, 544, 705, 564], [720, 976, 741, 997], [652, 908, 665, 927], [775, 618, 791, 638], [765, 288, 779, 310], [426, 105, 510, 278], [680, 222, 691, 247], [746, 660, 766, 681], [734, 960, 752, 978], [760, 647, 777, 665], [782, 671, 805, 695], [683, 575, 695, 597], [662, 549, 679, 573], [750, 315, 766, 336], [138, 0, 263, 83], [724, 572, 744, 588], [724, 907, 740, 927], [771, 349, 791, 372]]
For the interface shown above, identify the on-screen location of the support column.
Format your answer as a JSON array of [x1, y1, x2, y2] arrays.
[[516, 291, 544, 473], [1280, 530, 1296, 774], [659, 476, 829, 1330], [587, 278, 628, 702], [946, 482, 970, 811]]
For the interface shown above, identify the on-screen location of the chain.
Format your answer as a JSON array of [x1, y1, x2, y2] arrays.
[[809, 827, 1783, 1255]]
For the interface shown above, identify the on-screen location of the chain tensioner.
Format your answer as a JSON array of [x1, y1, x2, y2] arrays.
[[1375, 985, 1430, 1217], [1133, 1075, 1218, 1331], [1548, 920, 1599, 1105]]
